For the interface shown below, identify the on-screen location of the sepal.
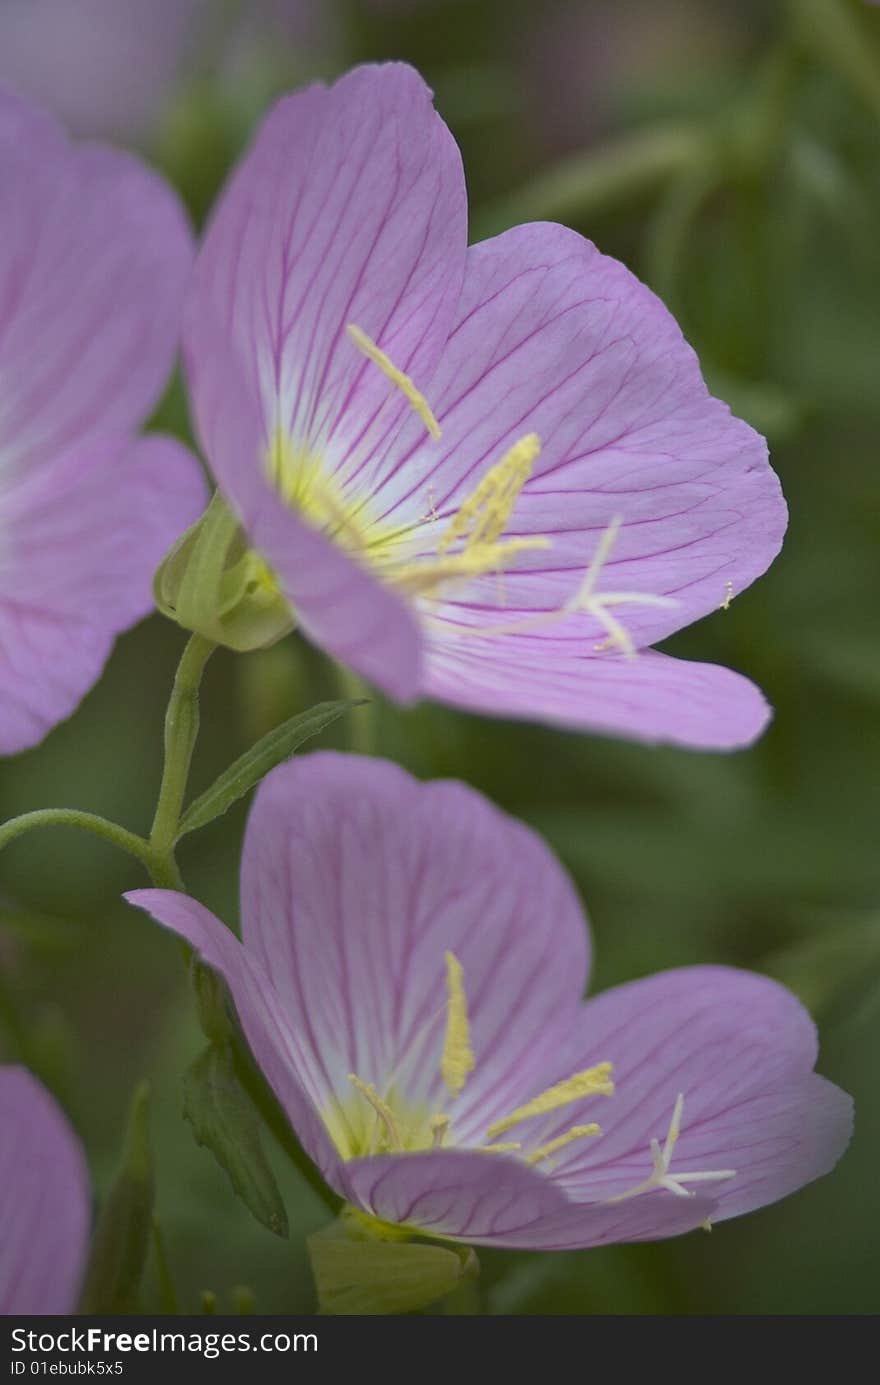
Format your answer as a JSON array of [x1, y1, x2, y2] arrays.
[[307, 1208, 479, 1315], [154, 491, 294, 652]]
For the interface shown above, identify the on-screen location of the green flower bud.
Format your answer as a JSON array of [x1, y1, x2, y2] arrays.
[[154, 491, 294, 653]]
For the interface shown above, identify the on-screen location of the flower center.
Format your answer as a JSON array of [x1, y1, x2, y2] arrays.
[[323, 951, 613, 1168], [262, 326, 683, 656]]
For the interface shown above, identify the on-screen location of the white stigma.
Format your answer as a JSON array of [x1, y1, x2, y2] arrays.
[[564, 515, 680, 659], [606, 1093, 737, 1202]]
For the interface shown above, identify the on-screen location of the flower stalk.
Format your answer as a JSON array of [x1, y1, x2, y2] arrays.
[[150, 633, 216, 861]]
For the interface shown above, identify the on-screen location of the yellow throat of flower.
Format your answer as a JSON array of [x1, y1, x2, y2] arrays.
[[262, 324, 686, 655], [322, 951, 613, 1169]]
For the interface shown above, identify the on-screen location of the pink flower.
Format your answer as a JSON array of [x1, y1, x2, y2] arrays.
[[0, 0, 200, 140], [0, 89, 206, 753], [0, 1, 341, 143], [127, 753, 851, 1250], [184, 63, 786, 750], [0, 1066, 89, 1314]]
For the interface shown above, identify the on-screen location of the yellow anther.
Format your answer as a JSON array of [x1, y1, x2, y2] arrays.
[[346, 323, 441, 440], [479, 1142, 522, 1155], [721, 580, 734, 611], [429, 1114, 450, 1149], [486, 1062, 614, 1139], [389, 537, 550, 599], [441, 952, 475, 1097], [526, 1123, 601, 1166], [439, 434, 540, 555], [348, 1074, 403, 1152], [441, 511, 678, 651], [701, 1218, 714, 1233]]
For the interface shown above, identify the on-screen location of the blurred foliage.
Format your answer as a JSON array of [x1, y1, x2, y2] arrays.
[[2, 0, 880, 1315]]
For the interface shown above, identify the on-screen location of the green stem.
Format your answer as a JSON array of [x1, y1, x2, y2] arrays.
[[149, 634, 339, 1215], [0, 631, 216, 885], [0, 629, 336, 1229], [333, 663, 375, 756], [150, 634, 216, 856], [0, 809, 155, 874]]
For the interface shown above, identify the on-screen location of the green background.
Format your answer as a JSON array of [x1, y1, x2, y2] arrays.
[[1, 0, 878, 1314]]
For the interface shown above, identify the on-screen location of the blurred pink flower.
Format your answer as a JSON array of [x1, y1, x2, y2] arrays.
[[0, 1066, 89, 1314], [0, 0, 202, 140], [0, 90, 206, 753], [0, 0, 338, 142], [128, 753, 851, 1249], [185, 63, 786, 750]]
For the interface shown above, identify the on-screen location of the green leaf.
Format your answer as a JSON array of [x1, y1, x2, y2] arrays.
[[183, 1043, 289, 1239], [79, 1082, 154, 1313], [176, 699, 365, 839], [307, 1219, 478, 1315]]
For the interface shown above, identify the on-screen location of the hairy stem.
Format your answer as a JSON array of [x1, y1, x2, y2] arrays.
[[150, 634, 216, 856], [0, 809, 155, 873]]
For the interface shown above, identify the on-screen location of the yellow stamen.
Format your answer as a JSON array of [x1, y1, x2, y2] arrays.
[[389, 537, 550, 599], [526, 1123, 601, 1166], [348, 1074, 403, 1152], [439, 434, 541, 555], [429, 1114, 450, 1149], [431, 512, 677, 650], [441, 952, 475, 1096], [479, 1141, 522, 1155], [721, 580, 734, 611], [346, 323, 441, 440], [486, 1062, 614, 1139]]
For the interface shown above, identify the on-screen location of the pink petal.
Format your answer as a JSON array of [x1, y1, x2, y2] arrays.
[[0, 88, 194, 481], [424, 640, 773, 750], [534, 967, 852, 1221], [186, 325, 423, 698], [339, 1148, 712, 1249], [0, 1066, 89, 1314], [188, 61, 466, 497], [370, 221, 785, 650], [240, 752, 590, 1130], [123, 889, 344, 1190], [340, 1148, 567, 1243], [0, 434, 207, 754]]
